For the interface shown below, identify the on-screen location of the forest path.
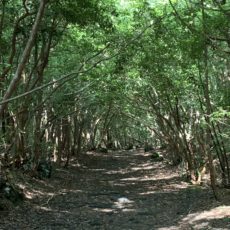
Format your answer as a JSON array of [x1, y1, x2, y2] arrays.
[[1, 150, 230, 229]]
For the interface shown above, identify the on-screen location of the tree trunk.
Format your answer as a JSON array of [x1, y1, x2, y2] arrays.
[[202, 0, 218, 199], [0, 0, 47, 117]]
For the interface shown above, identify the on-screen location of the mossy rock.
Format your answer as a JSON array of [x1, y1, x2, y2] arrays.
[[37, 160, 52, 179], [1, 184, 24, 204], [151, 152, 164, 161], [125, 144, 133, 150], [97, 148, 108, 153]]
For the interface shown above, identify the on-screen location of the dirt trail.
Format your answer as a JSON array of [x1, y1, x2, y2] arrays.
[[0, 150, 230, 230]]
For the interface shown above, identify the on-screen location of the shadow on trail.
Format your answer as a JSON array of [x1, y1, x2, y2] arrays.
[[0, 150, 229, 229]]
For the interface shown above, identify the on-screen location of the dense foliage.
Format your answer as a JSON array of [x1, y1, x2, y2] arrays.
[[0, 0, 230, 199]]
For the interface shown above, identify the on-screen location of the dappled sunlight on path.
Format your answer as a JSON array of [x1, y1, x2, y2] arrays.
[[1, 150, 229, 229]]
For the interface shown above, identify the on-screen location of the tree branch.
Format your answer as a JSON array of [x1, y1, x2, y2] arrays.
[[0, 20, 155, 106]]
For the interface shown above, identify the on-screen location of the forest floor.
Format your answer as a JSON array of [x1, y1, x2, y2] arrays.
[[0, 149, 230, 230]]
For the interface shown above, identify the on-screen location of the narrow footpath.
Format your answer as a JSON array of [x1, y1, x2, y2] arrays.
[[0, 150, 229, 230]]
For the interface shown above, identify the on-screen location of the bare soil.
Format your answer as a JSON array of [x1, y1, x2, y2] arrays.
[[0, 149, 230, 230]]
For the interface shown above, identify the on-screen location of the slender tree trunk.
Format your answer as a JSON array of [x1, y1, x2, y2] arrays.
[[76, 119, 84, 156], [202, 0, 218, 199], [0, 0, 47, 117], [56, 120, 62, 165]]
